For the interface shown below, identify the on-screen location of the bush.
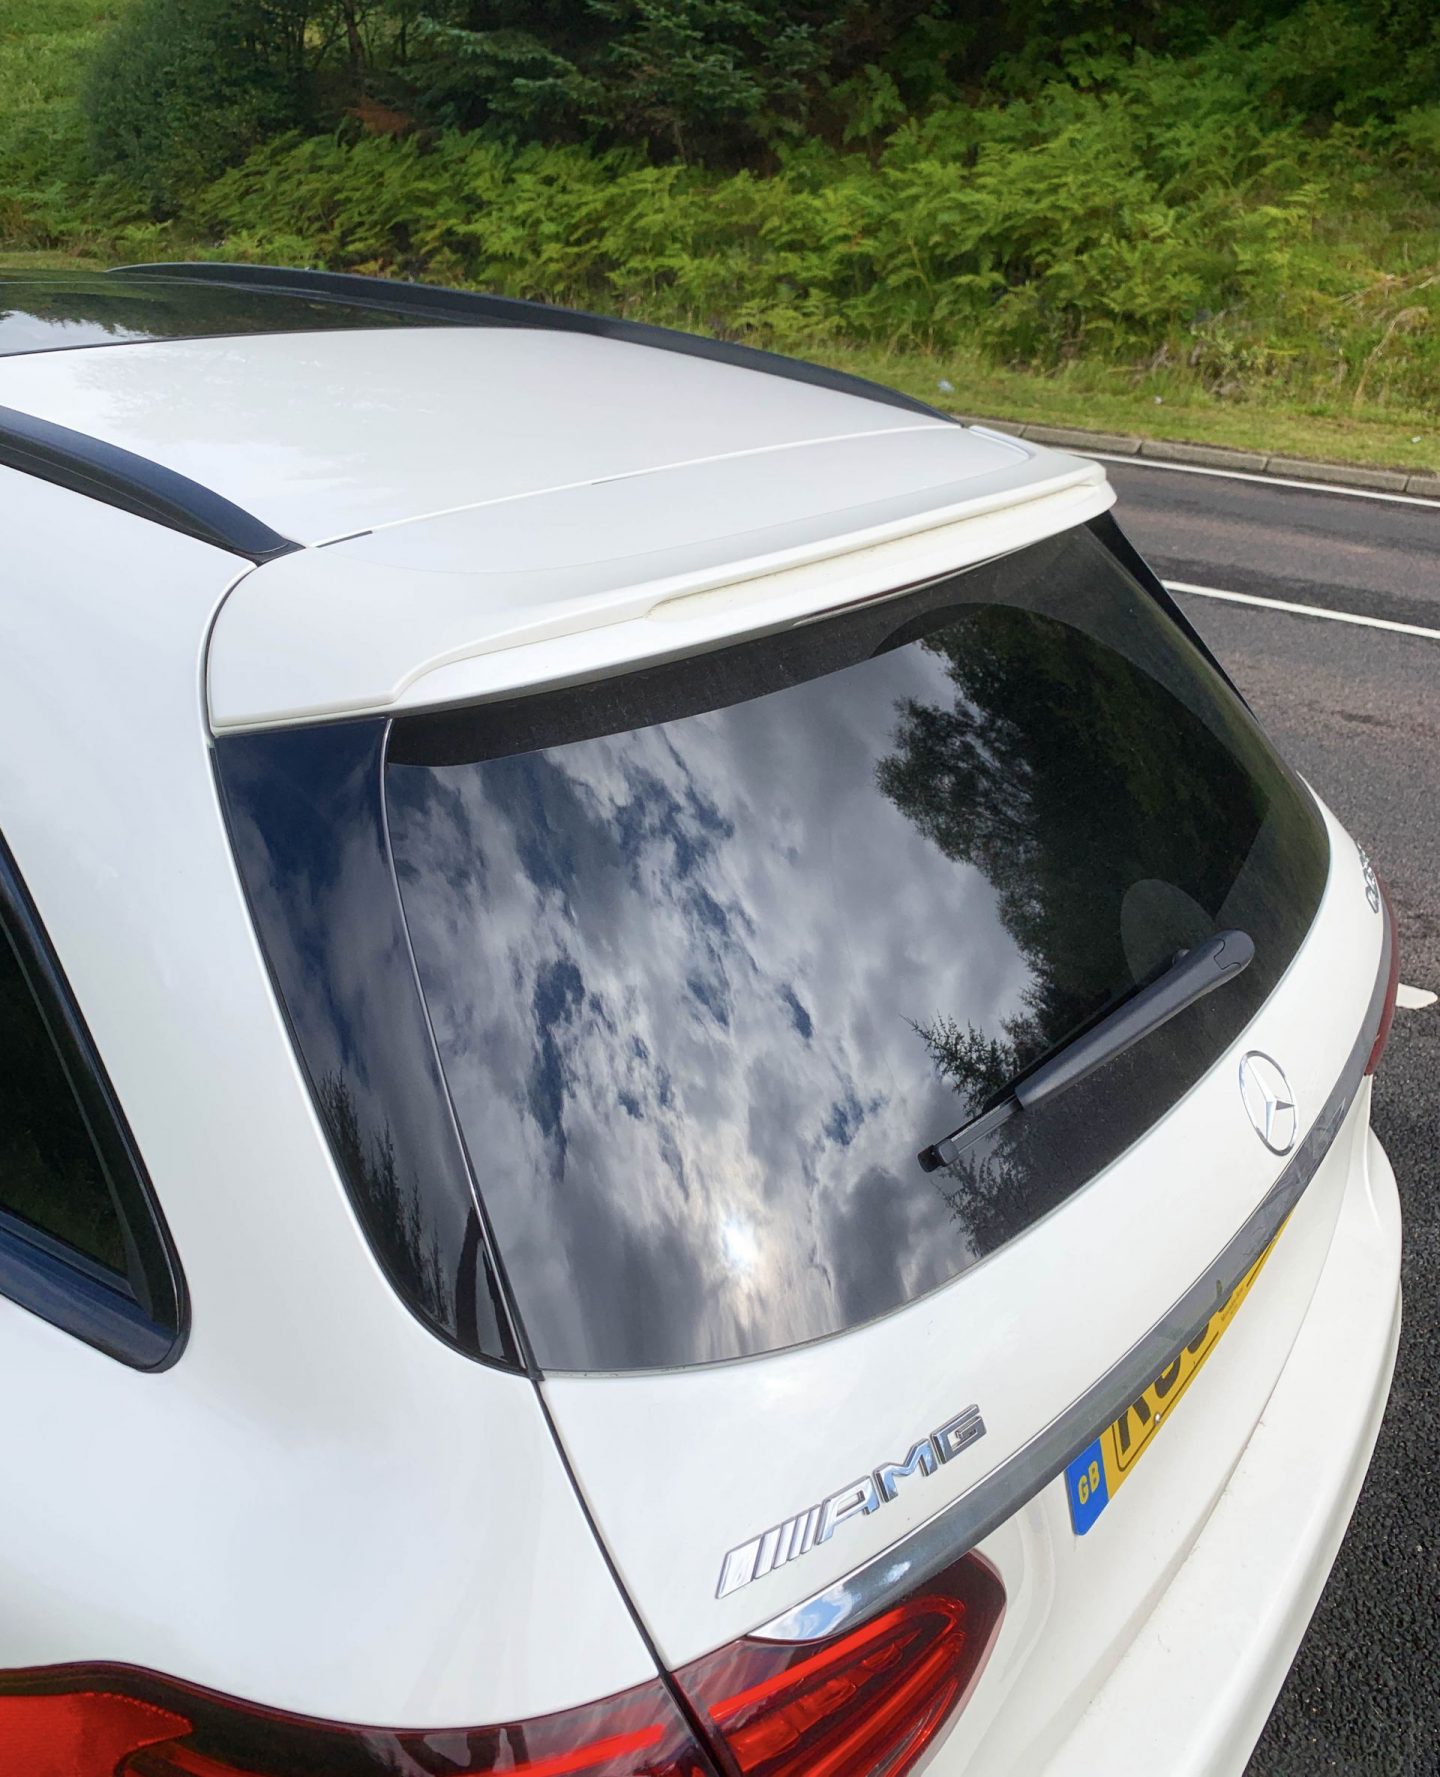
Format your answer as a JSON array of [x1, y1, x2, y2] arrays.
[[8, 0, 1437, 430], [401, 1, 833, 163], [182, 55, 1439, 411], [82, 0, 312, 211]]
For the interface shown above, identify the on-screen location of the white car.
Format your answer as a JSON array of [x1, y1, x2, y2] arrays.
[[0, 263, 1401, 1777]]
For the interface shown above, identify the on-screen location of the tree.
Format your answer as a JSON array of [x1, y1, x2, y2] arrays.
[[401, 0, 835, 162], [83, 0, 318, 210]]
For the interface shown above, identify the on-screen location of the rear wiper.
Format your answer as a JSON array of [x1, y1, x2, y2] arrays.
[[917, 929, 1255, 1173]]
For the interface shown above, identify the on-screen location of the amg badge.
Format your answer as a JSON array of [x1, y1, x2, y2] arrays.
[[715, 1404, 987, 1599]]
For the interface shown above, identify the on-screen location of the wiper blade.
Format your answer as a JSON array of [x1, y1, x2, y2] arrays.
[[917, 929, 1255, 1173]]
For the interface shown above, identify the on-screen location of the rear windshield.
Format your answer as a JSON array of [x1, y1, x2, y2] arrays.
[[383, 524, 1328, 1371]]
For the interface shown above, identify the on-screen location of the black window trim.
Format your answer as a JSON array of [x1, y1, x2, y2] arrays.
[[0, 832, 187, 1369], [1088, 510, 1248, 706]]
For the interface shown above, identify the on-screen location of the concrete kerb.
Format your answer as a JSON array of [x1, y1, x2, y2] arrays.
[[949, 414, 1439, 500]]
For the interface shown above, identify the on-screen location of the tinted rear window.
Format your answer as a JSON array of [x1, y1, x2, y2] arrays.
[[384, 525, 1328, 1371]]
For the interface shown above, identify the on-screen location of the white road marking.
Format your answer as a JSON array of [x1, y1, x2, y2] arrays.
[[1091, 450, 1440, 508], [1165, 580, 1436, 1015], [1164, 580, 1440, 642]]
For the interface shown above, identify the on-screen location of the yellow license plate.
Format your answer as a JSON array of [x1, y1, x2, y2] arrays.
[[1065, 1230, 1282, 1534]]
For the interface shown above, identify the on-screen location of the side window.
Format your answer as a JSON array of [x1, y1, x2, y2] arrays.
[[0, 838, 184, 1367], [0, 932, 130, 1272]]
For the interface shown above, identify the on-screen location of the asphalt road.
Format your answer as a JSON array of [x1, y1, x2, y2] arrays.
[[1110, 460, 1439, 1775]]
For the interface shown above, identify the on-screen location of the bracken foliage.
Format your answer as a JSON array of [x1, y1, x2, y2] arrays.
[[180, 52, 1439, 405], [1, 0, 1437, 424]]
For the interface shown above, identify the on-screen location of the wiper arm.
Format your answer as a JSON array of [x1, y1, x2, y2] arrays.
[[917, 929, 1255, 1173]]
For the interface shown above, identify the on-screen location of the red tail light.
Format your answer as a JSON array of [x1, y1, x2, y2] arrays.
[[0, 1669, 718, 1777], [676, 1551, 1005, 1777], [0, 1558, 1002, 1777], [1366, 874, 1400, 1077]]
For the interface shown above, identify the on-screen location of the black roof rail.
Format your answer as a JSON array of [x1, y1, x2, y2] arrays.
[[109, 261, 956, 425], [0, 403, 299, 563]]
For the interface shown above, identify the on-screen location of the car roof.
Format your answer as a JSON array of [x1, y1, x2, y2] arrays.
[[0, 322, 959, 546], [0, 265, 964, 547], [0, 265, 1114, 731]]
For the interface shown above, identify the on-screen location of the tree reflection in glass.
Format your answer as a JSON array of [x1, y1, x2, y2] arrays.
[[386, 537, 1324, 1371]]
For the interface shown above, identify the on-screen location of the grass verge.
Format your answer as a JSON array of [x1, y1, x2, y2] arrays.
[[5, 248, 1426, 473], [2, 6, 1436, 475], [825, 345, 1437, 472]]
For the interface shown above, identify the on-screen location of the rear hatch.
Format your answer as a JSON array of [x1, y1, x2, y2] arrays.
[[377, 512, 1386, 1737], [216, 489, 1388, 1769]]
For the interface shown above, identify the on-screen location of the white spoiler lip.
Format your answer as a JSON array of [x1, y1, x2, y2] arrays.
[[207, 443, 1112, 734]]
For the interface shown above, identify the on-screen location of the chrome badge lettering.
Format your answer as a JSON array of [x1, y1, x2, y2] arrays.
[[716, 1404, 986, 1599], [1355, 840, 1381, 914]]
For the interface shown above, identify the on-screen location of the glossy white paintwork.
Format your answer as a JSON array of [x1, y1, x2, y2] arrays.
[[0, 468, 653, 1724], [1030, 1125, 1400, 1777], [0, 312, 1399, 1777], [0, 327, 965, 543], [935, 1084, 1395, 1774], [208, 449, 1109, 728], [544, 806, 1384, 1663]]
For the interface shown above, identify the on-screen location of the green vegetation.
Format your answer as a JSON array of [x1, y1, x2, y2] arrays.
[[2, 1, 1437, 470], [83, 0, 311, 211]]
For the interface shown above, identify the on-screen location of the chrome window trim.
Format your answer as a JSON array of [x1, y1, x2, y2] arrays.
[[753, 906, 1392, 1642]]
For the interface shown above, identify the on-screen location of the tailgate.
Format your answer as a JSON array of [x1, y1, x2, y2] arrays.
[[542, 814, 1387, 1667]]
